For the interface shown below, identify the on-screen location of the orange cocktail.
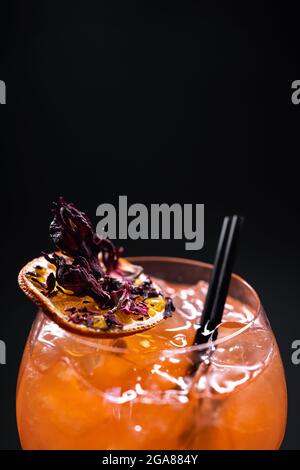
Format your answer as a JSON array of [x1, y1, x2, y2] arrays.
[[17, 257, 287, 450]]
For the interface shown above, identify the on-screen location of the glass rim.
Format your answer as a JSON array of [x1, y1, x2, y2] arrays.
[[46, 256, 262, 356]]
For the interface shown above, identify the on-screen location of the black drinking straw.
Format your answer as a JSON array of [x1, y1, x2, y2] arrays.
[[194, 215, 243, 346]]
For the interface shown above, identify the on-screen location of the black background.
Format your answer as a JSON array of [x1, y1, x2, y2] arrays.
[[0, 1, 299, 449]]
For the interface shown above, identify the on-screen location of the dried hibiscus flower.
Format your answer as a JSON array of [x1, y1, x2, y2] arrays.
[[19, 197, 174, 336], [50, 197, 97, 259], [49, 197, 124, 273]]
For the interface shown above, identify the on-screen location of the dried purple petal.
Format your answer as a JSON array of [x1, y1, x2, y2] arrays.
[[86, 318, 94, 327], [101, 275, 122, 293], [69, 312, 82, 324], [43, 253, 111, 307], [49, 197, 122, 274], [46, 272, 56, 292], [119, 298, 149, 317], [131, 278, 159, 299], [65, 306, 76, 313], [104, 312, 123, 328], [50, 197, 96, 259], [147, 287, 159, 297], [95, 237, 124, 272], [163, 298, 175, 318]]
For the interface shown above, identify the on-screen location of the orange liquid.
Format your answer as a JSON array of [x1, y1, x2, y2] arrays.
[[16, 280, 287, 449]]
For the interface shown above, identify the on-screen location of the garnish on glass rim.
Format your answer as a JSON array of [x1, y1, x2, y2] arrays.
[[18, 198, 174, 337]]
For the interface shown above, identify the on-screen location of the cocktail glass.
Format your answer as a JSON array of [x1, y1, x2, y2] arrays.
[[17, 257, 287, 449]]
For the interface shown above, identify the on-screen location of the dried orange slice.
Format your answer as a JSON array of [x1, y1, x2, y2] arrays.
[[18, 254, 169, 338]]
